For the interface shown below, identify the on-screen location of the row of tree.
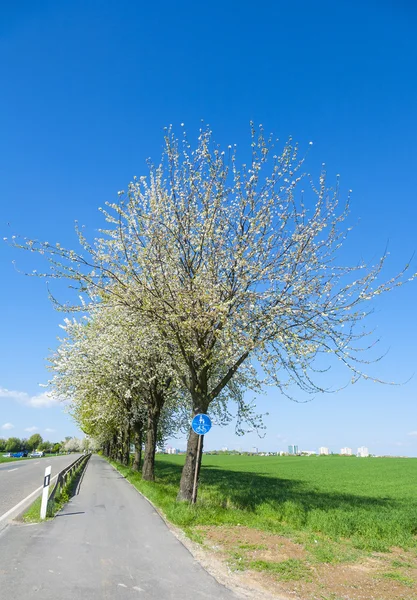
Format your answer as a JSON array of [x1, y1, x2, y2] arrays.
[[0, 433, 77, 454], [12, 125, 414, 502], [0, 433, 55, 453], [0, 434, 92, 454], [1, 435, 55, 454]]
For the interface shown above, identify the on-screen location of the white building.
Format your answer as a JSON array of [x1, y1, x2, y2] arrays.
[[340, 447, 352, 455], [166, 447, 179, 455], [357, 446, 369, 457], [319, 447, 329, 455]]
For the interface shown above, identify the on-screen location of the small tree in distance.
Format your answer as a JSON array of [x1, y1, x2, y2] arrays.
[[5, 437, 22, 453], [10, 124, 416, 501], [39, 441, 52, 453], [27, 433, 43, 452]]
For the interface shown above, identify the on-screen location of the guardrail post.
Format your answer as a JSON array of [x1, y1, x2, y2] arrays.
[[40, 465, 52, 520]]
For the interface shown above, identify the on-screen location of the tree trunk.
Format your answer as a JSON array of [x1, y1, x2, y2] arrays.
[[132, 421, 143, 472], [142, 408, 160, 481], [110, 434, 118, 460], [118, 430, 124, 463], [123, 422, 131, 466], [177, 428, 204, 501], [123, 398, 133, 467], [177, 388, 208, 503]]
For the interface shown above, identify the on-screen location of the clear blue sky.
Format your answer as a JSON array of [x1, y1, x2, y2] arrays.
[[1, 0, 416, 454]]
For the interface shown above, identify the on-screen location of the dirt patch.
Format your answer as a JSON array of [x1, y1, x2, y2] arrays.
[[293, 560, 417, 600], [193, 526, 417, 600], [201, 525, 307, 562]]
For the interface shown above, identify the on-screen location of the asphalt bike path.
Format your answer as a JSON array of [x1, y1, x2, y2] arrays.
[[0, 455, 239, 599], [0, 454, 81, 527]]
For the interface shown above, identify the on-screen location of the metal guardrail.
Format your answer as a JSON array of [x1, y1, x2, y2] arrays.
[[47, 453, 91, 513]]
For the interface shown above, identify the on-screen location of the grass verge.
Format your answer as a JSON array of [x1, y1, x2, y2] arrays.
[[21, 496, 43, 523], [22, 458, 89, 523], [0, 456, 29, 464]]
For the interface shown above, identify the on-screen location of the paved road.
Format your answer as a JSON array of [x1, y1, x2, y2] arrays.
[[0, 454, 81, 524], [0, 455, 239, 599]]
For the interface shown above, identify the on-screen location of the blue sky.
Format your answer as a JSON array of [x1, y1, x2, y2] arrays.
[[1, 1, 416, 454]]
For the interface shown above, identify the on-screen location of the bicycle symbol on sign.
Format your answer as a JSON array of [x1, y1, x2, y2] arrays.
[[191, 414, 212, 435]]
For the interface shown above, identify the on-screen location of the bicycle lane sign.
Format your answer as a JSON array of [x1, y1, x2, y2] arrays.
[[191, 414, 212, 435]]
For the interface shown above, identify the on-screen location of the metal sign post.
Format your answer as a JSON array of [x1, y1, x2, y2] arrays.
[[191, 414, 212, 505], [40, 465, 51, 520]]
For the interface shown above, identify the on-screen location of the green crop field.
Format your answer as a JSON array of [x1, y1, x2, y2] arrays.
[[113, 454, 417, 553]]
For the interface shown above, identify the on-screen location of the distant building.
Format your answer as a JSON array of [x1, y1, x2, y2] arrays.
[[251, 447, 258, 454], [301, 450, 316, 456], [288, 445, 294, 454], [166, 447, 179, 455], [340, 447, 352, 455], [294, 445, 299, 454], [221, 446, 228, 452], [357, 446, 369, 457], [319, 447, 329, 455]]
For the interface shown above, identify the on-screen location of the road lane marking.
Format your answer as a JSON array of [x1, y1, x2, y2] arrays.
[[0, 472, 59, 524], [7, 468, 18, 473]]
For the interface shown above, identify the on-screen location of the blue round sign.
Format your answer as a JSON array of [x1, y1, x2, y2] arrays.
[[192, 414, 212, 435]]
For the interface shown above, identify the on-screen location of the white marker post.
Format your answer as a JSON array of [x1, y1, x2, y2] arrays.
[[40, 465, 51, 520]]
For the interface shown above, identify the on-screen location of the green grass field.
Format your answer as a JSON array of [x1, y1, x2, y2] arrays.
[[113, 454, 417, 553]]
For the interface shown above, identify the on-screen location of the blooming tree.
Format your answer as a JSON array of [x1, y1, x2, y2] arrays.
[[64, 437, 82, 452], [48, 303, 183, 479], [11, 124, 415, 501], [49, 314, 134, 463]]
